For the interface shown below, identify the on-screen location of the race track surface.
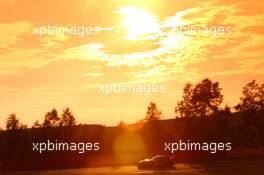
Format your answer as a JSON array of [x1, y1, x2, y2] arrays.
[[2, 158, 264, 175]]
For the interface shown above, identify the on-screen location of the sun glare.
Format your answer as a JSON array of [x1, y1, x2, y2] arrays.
[[118, 6, 159, 40]]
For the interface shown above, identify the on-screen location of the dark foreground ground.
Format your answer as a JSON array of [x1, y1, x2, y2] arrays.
[[2, 157, 264, 175]]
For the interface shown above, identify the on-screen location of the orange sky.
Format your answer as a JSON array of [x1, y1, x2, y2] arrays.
[[0, 0, 264, 128]]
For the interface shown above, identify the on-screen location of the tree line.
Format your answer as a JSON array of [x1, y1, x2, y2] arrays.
[[4, 107, 76, 130], [145, 79, 263, 120], [2, 78, 264, 131]]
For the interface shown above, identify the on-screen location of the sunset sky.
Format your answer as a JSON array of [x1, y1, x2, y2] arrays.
[[0, 0, 263, 128]]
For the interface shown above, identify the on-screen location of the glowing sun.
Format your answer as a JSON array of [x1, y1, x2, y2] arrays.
[[118, 6, 159, 40]]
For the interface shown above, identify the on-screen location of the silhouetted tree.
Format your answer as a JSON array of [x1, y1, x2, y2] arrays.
[[235, 80, 264, 111], [216, 105, 232, 117], [145, 102, 162, 121], [175, 83, 194, 118], [175, 78, 223, 117], [59, 107, 76, 126], [117, 120, 126, 129], [6, 114, 27, 130], [224, 105, 231, 113], [43, 108, 60, 127], [32, 120, 42, 128], [20, 124, 27, 129]]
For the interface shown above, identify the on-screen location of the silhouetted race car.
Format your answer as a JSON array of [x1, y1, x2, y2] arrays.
[[137, 155, 174, 170]]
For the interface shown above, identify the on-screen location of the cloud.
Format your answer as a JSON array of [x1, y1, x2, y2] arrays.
[[0, 0, 14, 4], [1, 1, 263, 84], [38, 34, 70, 48], [63, 43, 106, 61], [0, 21, 31, 48], [84, 72, 104, 77]]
